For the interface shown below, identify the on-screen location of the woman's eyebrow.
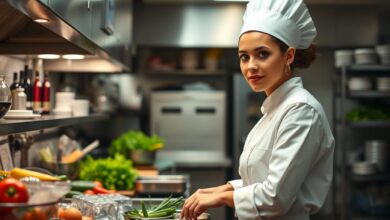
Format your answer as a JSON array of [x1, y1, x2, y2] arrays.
[[254, 46, 269, 51], [238, 46, 270, 54]]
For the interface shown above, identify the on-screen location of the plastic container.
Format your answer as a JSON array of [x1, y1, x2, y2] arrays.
[[354, 48, 377, 64]]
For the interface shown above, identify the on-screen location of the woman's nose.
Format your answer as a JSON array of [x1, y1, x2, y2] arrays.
[[248, 58, 258, 71]]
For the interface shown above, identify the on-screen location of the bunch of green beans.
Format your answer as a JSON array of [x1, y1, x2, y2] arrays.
[[126, 195, 184, 218]]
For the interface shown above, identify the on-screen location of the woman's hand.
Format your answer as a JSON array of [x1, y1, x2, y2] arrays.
[[180, 191, 234, 220]]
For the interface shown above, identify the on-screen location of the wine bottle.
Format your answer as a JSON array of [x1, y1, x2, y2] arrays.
[[23, 65, 32, 110], [42, 71, 51, 114], [32, 70, 42, 113], [10, 72, 19, 96]]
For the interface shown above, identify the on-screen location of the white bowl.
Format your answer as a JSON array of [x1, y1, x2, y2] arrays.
[[335, 50, 354, 67], [56, 92, 75, 103], [352, 161, 377, 175], [377, 77, 390, 91], [354, 48, 377, 64], [71, 100, 90, 117], [349, 77, 372, 90]]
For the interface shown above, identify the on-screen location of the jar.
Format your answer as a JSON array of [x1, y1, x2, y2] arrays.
[[0, 74, 11, 119], [12, 87, 27, 110]]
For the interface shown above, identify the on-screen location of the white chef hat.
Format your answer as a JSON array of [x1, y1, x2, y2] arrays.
[[240, 0, 317, 49]]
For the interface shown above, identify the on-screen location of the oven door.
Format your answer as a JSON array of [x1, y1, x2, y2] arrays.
[[150, 91, 227, 164]]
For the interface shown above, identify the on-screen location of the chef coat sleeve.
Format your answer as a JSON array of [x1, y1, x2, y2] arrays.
[[234, 103, 328, 219], [228, 179, 243, 189]]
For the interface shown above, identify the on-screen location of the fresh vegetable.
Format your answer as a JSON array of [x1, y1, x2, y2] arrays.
[[0, 178, 29, 203], [0, 174, 8, 181], [0, 170, 10, 180], [22, 207, 46, 220], [38, 146, 53, 163], [125, 196, 184, 218], [56, 175, 68, 181], [346, 106, 390, 122], [93, 186, 114, 194], [65, 190, 84, 198], [78, 154, 138, 190], [83, 190, 95, 195], [70, 180, 96, 192], [58, 207, 82, 220], [10, 168, 60, 181], [108, 130, 164, 156]]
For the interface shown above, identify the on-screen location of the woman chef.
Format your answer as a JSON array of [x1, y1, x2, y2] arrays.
[[181, 0, 335, 219]]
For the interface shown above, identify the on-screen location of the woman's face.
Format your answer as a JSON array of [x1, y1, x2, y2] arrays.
[[238, 31, 294, 96]]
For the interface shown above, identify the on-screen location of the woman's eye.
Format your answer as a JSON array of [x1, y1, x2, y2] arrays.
[[239, 54, 249, 61], [258, 51, 270, 59]]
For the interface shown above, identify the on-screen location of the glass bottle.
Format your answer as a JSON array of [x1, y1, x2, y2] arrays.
[[22, 64, 32, 110], [0, 74, 11, 119], [42, 71, 51, 115], [10, 72, 19, 95], [32, 70, 42, 113]]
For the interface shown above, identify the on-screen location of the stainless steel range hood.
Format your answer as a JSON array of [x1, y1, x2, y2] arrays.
[[0, 0, 132, 72]]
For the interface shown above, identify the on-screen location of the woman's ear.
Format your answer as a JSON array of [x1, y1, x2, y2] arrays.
[[286, 47, 296, 65]]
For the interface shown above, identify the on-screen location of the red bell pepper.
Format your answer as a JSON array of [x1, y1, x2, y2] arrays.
[[0, 178, 29, 203], [0, 178, 29, 213]]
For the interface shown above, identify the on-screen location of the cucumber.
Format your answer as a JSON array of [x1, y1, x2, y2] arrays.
[[71, 180, 95, 192], [65, 190, 83, 198]]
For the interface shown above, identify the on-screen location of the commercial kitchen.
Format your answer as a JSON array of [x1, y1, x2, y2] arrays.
[[0, 0, 389, 220]]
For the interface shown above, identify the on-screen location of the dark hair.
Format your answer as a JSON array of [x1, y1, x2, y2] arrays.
[[272, 36, 317, 69]]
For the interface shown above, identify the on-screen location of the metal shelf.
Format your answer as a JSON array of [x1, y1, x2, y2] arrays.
[[345, 64, 390, 72], [348, 121, 390, 128], [349, 90, 390, 98], [0, 114, 109, 135], [145, 69, 225, 77], [350, 172, 390, 182]]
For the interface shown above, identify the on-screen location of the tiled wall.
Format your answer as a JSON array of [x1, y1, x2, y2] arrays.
[[0, 56, 25, 85]]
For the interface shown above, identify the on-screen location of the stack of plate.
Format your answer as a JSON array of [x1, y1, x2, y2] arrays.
[[4, 110, 40, 119], [365, 140, 387, 172], [53, 92, 75, 116], [352, 161, 377, 175]]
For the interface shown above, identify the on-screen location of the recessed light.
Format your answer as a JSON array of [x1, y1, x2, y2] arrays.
[[62, 54, 85, 60], [38, 54, 60, 59], [34, 18, 49, 23]]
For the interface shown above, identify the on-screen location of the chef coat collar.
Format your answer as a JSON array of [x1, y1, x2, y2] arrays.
[[261, 77, 303, 114]]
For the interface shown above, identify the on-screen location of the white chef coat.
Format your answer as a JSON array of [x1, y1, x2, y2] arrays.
[[229, 77, 334, 220]]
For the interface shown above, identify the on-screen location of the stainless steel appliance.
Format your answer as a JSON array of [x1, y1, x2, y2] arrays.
[[150, 91, 228, 165], [134, 175, 189, 197]]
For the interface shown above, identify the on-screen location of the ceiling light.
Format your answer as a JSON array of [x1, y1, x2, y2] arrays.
[[38, 54, 60, 59], [62, 54, 85, 60], [34, 18, 49, 23]]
